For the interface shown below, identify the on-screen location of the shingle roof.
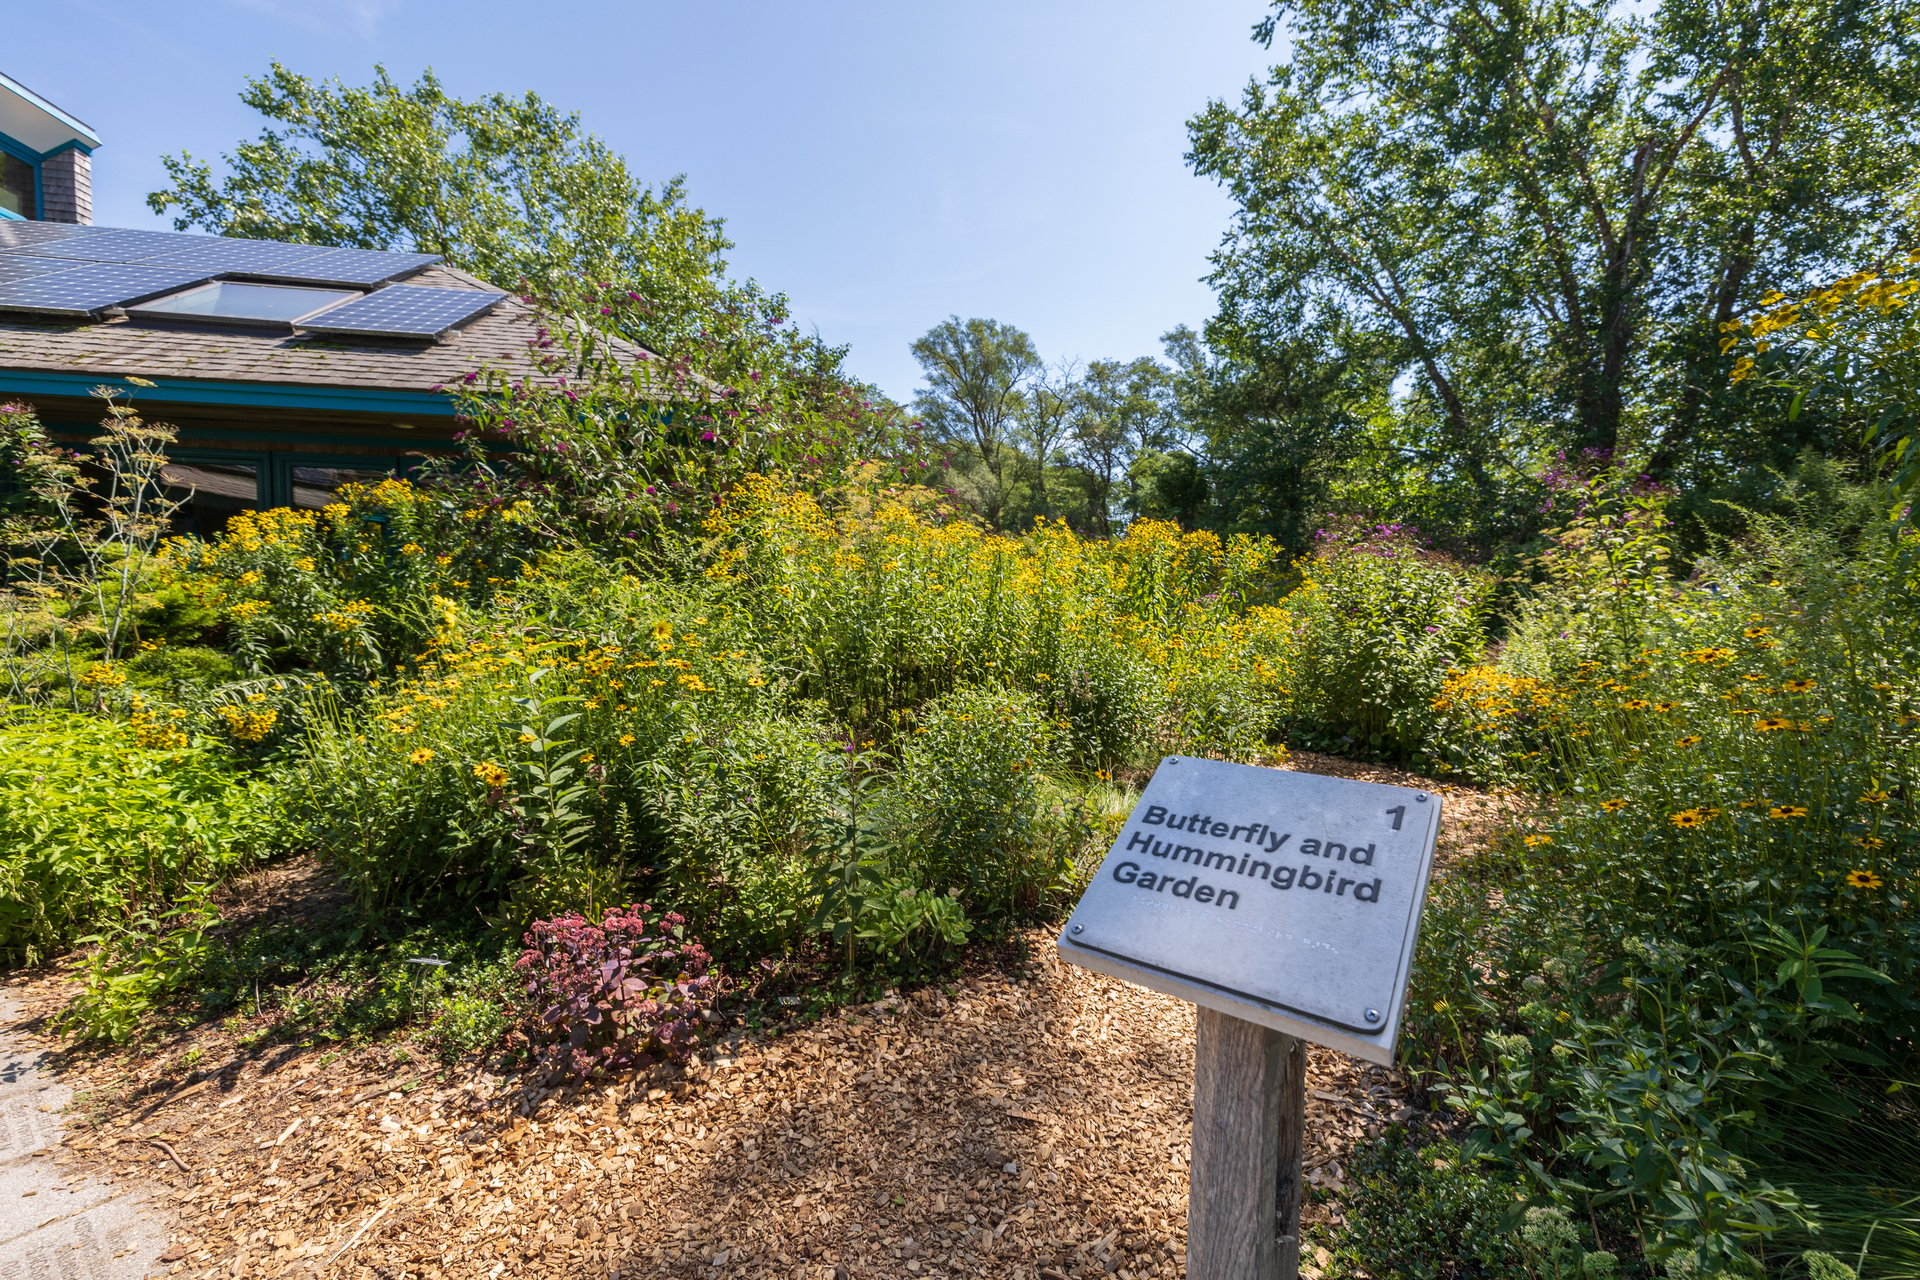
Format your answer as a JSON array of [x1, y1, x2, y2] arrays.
[[0, 262, 663, 396]]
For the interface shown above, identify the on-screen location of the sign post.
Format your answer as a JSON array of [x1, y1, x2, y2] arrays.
[[1056, 757, 1442, 1280]]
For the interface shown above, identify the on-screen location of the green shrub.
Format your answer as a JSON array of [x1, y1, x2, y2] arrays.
[[0, 706, 276, 963], [1282, 520, 1493, 761], [124, 643, 242, 692], [1313, 1139, 1534, 1279], [1406, 487, 1920, 1273], [885, 685, 1076, 922], [643, 711, 846, 957]]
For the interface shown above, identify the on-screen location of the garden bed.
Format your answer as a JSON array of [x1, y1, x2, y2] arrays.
[[10, 755, 1522, 1279]]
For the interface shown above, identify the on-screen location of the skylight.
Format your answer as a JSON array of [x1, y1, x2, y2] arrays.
[[130, 280, 360, 325]]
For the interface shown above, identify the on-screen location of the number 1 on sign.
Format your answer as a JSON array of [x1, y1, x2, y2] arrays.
[[1385, 805, 1405, 831]]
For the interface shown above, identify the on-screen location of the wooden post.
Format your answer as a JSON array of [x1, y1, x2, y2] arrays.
[[1187, 1007, 1306, 1280]]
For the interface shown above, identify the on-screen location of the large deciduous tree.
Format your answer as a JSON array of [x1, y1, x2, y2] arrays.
[[1187, 0, 1920, 545], [911, 317, 1042, 525], [1074, 356, 1173, 536], [149, 63, 733, 328]]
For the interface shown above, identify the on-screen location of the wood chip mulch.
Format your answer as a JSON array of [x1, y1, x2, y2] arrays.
[[13, 755, 1526, 1280]]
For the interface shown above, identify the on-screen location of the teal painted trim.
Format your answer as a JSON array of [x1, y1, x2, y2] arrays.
[[0, 129, 40, 165], [38, 140, 94, 159], [0, 130, 40, 219], [0, 206, 21, 221], [0, 369, 461, 417], [0, 74, 104, 150]]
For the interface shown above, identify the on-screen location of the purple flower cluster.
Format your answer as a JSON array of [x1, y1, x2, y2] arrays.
[[515, 903, 718, 1081]]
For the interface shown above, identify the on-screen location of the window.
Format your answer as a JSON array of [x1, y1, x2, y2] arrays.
[[0, 152, 33, 218], [131, 280, 359, 324]]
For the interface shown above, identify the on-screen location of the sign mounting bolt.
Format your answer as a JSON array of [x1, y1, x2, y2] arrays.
[[1363, 1008, 1382, 1024], [1069, 924, 1084, 935], [1415, 793, 1428, 802]]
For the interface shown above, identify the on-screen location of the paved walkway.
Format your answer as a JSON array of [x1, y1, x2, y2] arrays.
[[0, 993, 168, 1280]]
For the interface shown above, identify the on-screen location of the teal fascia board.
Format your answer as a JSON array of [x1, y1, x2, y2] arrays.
[[0, 369, 460, 417]]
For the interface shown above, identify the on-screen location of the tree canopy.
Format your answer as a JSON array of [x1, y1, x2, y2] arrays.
[[1185, 0, 1920, 550], [149, 63, 734, 319]]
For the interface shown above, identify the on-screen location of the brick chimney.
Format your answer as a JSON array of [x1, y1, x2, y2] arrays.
[[38, 148, 91, 224]]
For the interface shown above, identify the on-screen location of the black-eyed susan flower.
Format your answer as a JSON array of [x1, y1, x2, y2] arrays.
[[1622, 699, 1650, 710], [1744, 626, 1772, 638], [1845, 870, 1884, 890], [1855, 835, 1885, 849], [1677, 734, 1702, 747], [473, 762, 510, 789], [1768, 804, 1809, 819], [1754, 717, 1793, 732], [1523, 834, 1553, 847], [1782, 678, 1816, 694], [1670, 809, 1707, 828], [1600, 798, 1627, 812], [1653, 702, 1676, 713], [1860, 789, 1889, 804], [407, 748, 435, 765]]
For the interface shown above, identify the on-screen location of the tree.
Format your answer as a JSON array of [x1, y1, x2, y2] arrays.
[[1187, 0, 1920, 545], [1017, 359, 1082, 526], [911, 317, 1041, 525], [148, 63, 733, 318], [1073, 356, 1172, 535]]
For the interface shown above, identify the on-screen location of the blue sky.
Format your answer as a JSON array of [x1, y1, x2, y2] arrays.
[[13, 1, 1277, 401]]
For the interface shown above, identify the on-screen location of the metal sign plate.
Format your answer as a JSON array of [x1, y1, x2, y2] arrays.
[[1055, 756, 1441, 1065]]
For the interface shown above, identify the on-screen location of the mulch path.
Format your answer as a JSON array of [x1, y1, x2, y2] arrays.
[[8, 754, 1527, 1279]]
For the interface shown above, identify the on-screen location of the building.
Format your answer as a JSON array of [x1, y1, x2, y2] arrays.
[[0, 71, 657, 532]]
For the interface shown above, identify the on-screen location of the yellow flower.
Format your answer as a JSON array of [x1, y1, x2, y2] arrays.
[[1600, 798, 1627, 813], [1854, 836, 1885, 849], [473, 762, 510, 788], [1860, 789, 1889, 804], [1754, 717, 1792, 733], [1523, 834, 1553, 847], [1844, 870, 1884, 890], [1767, 804, 1809, 819], [618, 734, 636, 746], [747, 676, 766, 687], [1622, 699, 1650, 711], [1670, 809, 1707, 828], [408, 748, 435, 765], [1782, 678, 1816, 694], [217, 704, 279, 743], [1743, 627, 1772, 639], [1676, 734, 1702, 747]]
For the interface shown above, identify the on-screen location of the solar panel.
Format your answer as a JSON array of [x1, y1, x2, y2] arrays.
[[0, 255, 81, 283], [258, 246, 442, 287], [143, 238, 337, 276], [12, 228, 220, 264], [0, 221, 111, 250], [297, 284, 504, 338], [0, 263, 218, 318]]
